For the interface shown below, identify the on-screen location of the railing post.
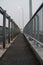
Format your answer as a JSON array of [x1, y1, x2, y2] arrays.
[[3, 10, 6, 48], [8, 16, 10, 43], [34, 17, 36, 38], [14, 24, 15, 36], [12, 22, 14, 38], [11, 21, 13, 40], [12, 22, 14, 39], [36, 15, 39, 40], [30, 21, 33, 36]]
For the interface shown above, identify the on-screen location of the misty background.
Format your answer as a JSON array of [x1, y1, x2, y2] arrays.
[[0, 0, 43, 30]]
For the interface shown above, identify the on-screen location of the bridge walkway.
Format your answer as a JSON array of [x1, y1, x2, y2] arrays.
[[0, 33, 40, 65]]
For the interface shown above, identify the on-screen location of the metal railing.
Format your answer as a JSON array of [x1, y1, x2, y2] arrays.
[[0, 7, 20, 48], [23, 3, 43, 47]]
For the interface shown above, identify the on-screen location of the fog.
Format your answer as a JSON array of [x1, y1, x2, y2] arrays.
[[0, 0, 43, 29]]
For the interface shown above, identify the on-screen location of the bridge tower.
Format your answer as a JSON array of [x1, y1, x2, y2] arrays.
[[29, 0, 32, 19]]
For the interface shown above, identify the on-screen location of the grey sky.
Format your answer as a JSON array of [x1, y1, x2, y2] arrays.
[[0, 0, 43, 29]]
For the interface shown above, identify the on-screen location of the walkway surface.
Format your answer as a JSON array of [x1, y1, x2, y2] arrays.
[[0, 33, 40, 65]]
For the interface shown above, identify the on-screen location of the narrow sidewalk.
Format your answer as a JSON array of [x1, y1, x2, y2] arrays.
[[0, 33, 40, 65]]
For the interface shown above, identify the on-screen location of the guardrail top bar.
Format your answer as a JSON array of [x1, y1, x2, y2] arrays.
[[0, 7, 5, 14], [0, 6, 20, 29], [0, 7, 10, 19], [0, 7, 6, 15], [6, 13, 10, 19], [24, 3, 43, 28]]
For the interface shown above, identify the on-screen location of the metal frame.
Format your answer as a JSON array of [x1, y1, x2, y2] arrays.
[[0, 7, 20, 48], [23, 3, 43, 47]]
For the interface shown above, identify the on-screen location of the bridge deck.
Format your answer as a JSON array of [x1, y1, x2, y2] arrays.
[[0, 33, 40, 65]]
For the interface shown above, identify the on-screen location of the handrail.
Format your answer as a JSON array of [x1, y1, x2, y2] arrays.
[[0, 6, 20, 48], [23, 3, 43, 47], [24, 3, 43, 29]]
